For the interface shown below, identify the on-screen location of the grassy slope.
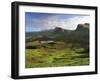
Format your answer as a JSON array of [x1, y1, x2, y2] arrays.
[[25, 47, 89, 68]]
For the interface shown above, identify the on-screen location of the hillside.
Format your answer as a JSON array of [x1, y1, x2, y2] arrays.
[[25, 23, 90, 68], [26, 23, 89, 48]]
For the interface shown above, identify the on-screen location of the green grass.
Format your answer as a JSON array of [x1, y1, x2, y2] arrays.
[[25, 47, 89, 68]]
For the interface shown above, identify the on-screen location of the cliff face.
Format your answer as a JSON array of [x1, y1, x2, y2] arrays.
[[76, 23, 89, 31], [54, 27, 65, 32]]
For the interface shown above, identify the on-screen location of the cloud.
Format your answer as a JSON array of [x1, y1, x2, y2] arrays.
[[61, 16, 90, 30], [26, 15, 90, 32]]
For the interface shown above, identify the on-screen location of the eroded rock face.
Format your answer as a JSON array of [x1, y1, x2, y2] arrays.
[[54, 27, 65, 32], [76, 23, 89, 31], [84, 23, 89, 28]]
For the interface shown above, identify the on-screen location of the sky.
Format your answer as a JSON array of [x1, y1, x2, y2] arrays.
[[25, 12, 90, 32]]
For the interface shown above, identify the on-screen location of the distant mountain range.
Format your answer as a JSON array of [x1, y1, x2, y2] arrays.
[[26, 23, 89, 48]]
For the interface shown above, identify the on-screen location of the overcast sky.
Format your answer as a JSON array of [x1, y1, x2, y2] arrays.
[[25, 12, 90, 32]]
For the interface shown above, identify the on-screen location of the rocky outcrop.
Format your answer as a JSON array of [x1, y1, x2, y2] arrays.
[[76, 23, 89, 31], [54, 27, 65, 32]]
